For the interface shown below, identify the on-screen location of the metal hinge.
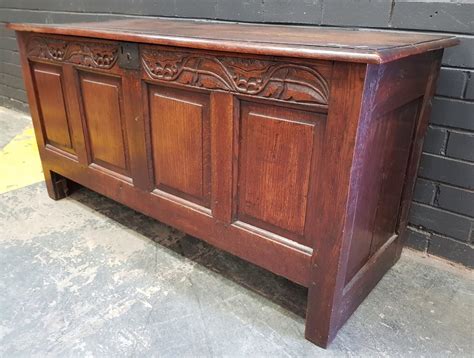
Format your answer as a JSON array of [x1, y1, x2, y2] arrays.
[[118, 42, 140, 70]]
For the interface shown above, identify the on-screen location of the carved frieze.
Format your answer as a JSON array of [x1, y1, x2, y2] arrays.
[[26, 37, 329, 105], [27, 37, 118, 69], [141, 47, 329, 105]]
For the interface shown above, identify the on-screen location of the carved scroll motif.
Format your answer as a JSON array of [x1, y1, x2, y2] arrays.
[[141, 47, 329, 105], [27, 37, 118, 69]]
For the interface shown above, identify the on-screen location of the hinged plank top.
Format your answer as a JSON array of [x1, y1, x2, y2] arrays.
[[8, 18, 458, 64]]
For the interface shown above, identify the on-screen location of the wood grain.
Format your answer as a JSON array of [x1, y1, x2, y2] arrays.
[[148, 85, 211, 207], [8, 19, 458, 63], [210, 92, 235, 223], [11, 24, 453, 349], [305, 62, 369, 347], [237, 101, 321, 244], [32, 62, 74, 153], [79, 71, 130, 176]]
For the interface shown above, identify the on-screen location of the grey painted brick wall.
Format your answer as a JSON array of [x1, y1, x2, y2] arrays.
[[0, 0, 473, 268]]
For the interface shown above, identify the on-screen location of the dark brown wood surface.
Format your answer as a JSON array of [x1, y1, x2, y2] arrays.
[[11, 22, 454, 348], [7, 18, 458, 63], [237, 102, 323, 245], [80, 71, 131, 176], [31, 62, 74, 153], [149, 85, 211, 206]]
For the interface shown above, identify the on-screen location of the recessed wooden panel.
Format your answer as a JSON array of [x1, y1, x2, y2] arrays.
[[371, 100, 421, 253], [148, 85, 210, 206], [344, 99, 421, 285], [32, 62, 74, 153], [79, 71, 129, 176], [237, 101, 322, 243]]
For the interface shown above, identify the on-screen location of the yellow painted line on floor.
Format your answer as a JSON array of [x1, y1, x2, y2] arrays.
[[0, 127, 44, 194]]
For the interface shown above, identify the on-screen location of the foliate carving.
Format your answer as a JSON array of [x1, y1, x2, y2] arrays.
[[141, 47, 329, 105], [27, 37, 118, 69]]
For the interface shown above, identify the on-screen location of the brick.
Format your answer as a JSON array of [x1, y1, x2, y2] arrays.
[[322, 0, 391, 27], [442, 37, 474, 69], [0, 63, 22, 78], [404, 226, 429, 252], [0, 9, 51, 23], [0, 9, 137, 25], [430, 98, 474, 131], [413, 179, 436, 204], [216, 0, 264, 22], [79, 0, 174, 16], [0, 49, 20, 65], [465, 72, 474, 100], [390, 1, 473, 34], [47, 13, 120, 24], [0, 0, 176, 16], [264, 0, 322, 24], [0, 0, 83, 11], [0, 9, 99, 24], [0, 26, 15, 39], [0, 84, 27, 102], [175, 0, 217, 19], [436, 184, 474, 218], [435, 68, 467, 99], [0, 36, 18, 51], [446, 131, 474, 162], [423, 126, 447, 155], [0, 95, 30, 113], [0, 73, 24, 90], [428, 235, 474, 269], [57, 12, 134, 24], [136, 1, 176, 17], [419, 153, 474, 190], [409, 202, 472, 242]]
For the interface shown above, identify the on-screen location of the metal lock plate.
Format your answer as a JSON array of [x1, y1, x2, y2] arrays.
[[118, 42, 140, 70]]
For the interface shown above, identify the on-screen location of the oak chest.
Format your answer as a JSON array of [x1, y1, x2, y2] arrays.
[[8, 19, 457, 347]]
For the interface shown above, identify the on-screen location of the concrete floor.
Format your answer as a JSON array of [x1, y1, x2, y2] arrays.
[[0, 107, 473, 357]]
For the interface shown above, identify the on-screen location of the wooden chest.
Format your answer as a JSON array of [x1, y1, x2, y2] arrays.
[[8, 19, 457, 347]]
